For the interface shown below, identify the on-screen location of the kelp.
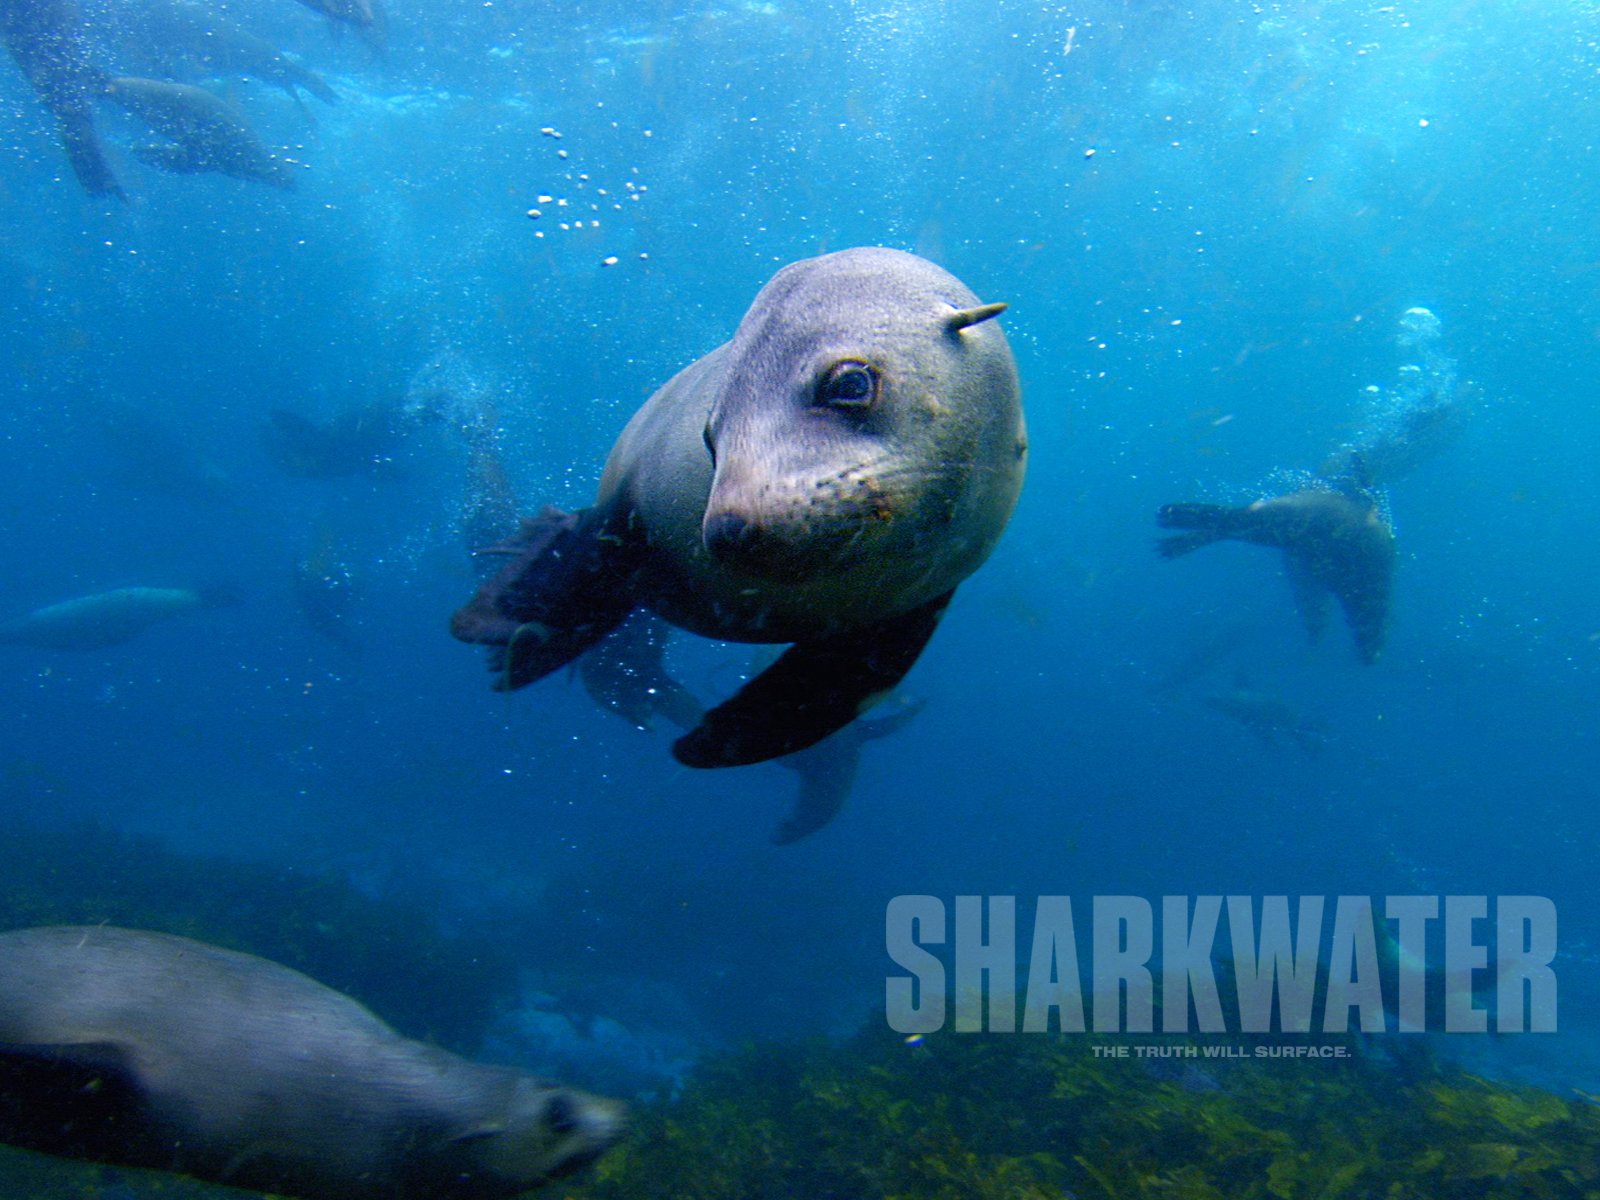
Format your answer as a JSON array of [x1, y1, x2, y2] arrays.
[[572, 1027, 1600, 1200], [0, 823, 516, 1050]]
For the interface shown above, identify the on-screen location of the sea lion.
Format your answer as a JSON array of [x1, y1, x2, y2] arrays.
[[113, 0, 338, 106], [0, 585, 239, 651], [0, 926, 623, 1200], [262, 403, 415, 478], [454, 247, 1026, 768], [1156, 484, 1395, 663], [0, 0, 122, 197], [1199, 683, 1324, 756], [292, 0, 387, 54], [104, 76, 298, 189]]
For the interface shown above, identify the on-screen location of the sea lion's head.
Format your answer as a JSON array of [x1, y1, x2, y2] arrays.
[[432, 1078, 626, 1197], [698, 247, 1026, 607]]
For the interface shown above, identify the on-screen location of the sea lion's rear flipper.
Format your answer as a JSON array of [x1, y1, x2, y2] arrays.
[[1283, 552, 1331, 644], [770, 697, 927, 845], [673, 591, 952, 769], [1155, 503, 1244, 558], [451, 504, 639, 691], [578, 611, 704, 732]]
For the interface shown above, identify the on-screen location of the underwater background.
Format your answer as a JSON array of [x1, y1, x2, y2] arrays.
[[3, 0, 1600, 1193]]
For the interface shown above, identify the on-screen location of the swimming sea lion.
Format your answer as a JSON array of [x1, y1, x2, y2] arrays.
[[454, 247, 1026, 768], [0, 585, 239, 651], [1156, 485, 1395, 663], [0, 926, 623, 1200], [262, 403, 414, 478], [104, 76, 298, 189], [114, 0, 338, 106], [292, 0, 387, 54], [1199, 683, 1325, 755]]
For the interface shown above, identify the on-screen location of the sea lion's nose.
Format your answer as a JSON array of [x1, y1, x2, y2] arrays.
[[703, 511, 755, 561]]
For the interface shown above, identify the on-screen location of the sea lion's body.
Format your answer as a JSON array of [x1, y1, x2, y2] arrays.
[[105, 76, 296, 189], [1157, 486, 1395, 663], [115, 0, 337, 105], [455, 247, 1025, 768], [0, 586, 231, 650], [0, 926, 622, 1200]]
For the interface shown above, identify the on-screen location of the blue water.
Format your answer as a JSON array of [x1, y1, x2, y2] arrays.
[[2, 0, 1597, 1104]]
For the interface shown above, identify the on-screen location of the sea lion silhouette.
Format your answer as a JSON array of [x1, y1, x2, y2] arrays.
[[0, 585, 238, 651], [0, 926, 623, 1200], [454, 247, 1026, 768], [1156, 484, 1395, 663]]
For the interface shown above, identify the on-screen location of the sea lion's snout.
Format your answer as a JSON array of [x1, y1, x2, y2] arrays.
[[703, 510, 754, 559], [702, 508, 815, 579]]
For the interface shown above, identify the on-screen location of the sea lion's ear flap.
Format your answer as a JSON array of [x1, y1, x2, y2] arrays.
[[672, 589, 954, 769], [946, 302, 1008, 332]]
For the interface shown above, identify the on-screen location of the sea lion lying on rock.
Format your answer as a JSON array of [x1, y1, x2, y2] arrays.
[[0, 926, 623, 1200]]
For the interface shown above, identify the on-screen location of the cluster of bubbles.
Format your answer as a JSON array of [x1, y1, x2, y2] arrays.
[[523, 122, 652, 268], [1322, 306, 1476, 488]]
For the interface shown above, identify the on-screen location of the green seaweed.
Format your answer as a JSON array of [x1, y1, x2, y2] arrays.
[[569, 1026, 1600, 1200]]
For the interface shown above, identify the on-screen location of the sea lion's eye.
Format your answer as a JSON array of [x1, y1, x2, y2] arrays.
[[817, 361, 878, 411]]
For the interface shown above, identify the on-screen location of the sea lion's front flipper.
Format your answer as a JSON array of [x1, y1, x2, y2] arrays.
[[0, 1041, 149, 1154], [673, 592, 953, 769], [451, 504, 640, 691]]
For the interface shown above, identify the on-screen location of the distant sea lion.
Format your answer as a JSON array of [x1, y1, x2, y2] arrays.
[[104, 76, 298, 189], [1199, 683, 1325, 755], [1156, 485, 1395, 663], [115, 0, 338, 106], [262, 403, 414, 478], [0, 585, 239, 650], [292, 0, 387, 54], [0, 926, 623, 1200], [454, 247, 1026, 768], [0, 0, 122, 197]]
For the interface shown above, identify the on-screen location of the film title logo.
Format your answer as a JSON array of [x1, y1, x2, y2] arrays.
[[885, 895, 1556, 1035]]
